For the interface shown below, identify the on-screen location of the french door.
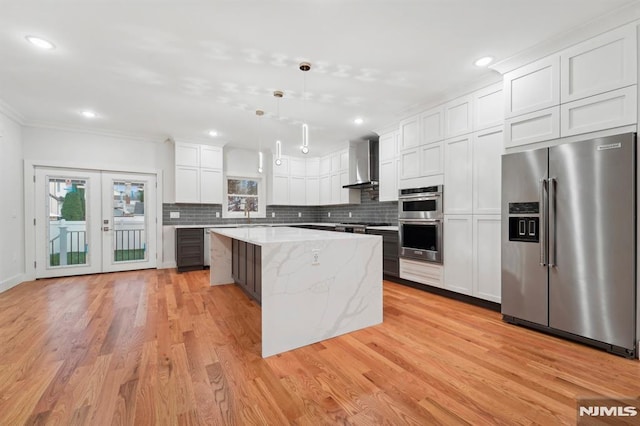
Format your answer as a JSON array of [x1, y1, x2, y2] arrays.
[[35, 168, 157, 278]]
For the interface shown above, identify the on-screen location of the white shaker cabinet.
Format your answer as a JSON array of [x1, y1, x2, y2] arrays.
[[319, 175, 331, 205], [443, 215, 473, 296], [473, 83, 504, 131], [175, 166, 200, 203], [271, 175, 289, 205], [289, 176, 306, 205], [504, 55, 560, 119], [444, 135, 473, 214], [379, 131, 399, 202], [200, 168, 223, 204], [444, 95, 473, 138], [472, 126, 503, 215], [399, 115, 420, 151], [472, 215, 501, 303], [306, 177, 320, 205], [560, 23, 637, 103], [505, 106, 560, 148], [420, 106, 445, 144], [175, 142, 223, 204]]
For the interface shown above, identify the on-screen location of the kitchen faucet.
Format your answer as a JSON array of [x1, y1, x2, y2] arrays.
[[244, 201, 252, 224]]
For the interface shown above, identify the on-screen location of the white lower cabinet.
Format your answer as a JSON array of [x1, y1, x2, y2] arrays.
[[399, 258, 443, 288], [289, 176, 306, 206], [443, 215, 473, 295], [444, 135, 473, 214], [472, 215, 501, 303]]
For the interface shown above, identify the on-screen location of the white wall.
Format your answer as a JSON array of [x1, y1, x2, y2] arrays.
[[0, 111, 25, 292]]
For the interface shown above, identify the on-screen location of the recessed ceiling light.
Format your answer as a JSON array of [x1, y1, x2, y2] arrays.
[[354, 117, 364, 125], [474, 56, 494, 67], [81, 110, 97, 119], [208, 130, 218, 137], [25, 36, 55, 50]]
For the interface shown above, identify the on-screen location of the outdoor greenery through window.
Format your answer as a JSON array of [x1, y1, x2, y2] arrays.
[[227, 179, 259, 213], [48, 177, 88, 266], [112, 181, 147, 262]]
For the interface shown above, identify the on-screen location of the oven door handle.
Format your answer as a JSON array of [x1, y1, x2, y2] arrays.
[[399, 195, 441, 202], [399, 219, 442, 223]]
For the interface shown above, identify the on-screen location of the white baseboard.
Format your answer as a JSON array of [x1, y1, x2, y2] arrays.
[[0, 273, 26, 294], [159, 261, 177, 269]]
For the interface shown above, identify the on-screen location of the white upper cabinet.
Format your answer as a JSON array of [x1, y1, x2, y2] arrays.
[[504, 55, 560, 118], [306, 177, 320, 206], [505, 106, 560, 148], [305, 158, 320, 177], [339, 149, 349, 170], [289, 157, 306, 177], [289, 176, 306, 205], [420, 106, 445, 143], [319, 155, 332, 175], [444, 135, 473, 214], [561, 24, 637, 103], [175, 142, 223, 204], [472, 127, 503, 214], [473, 83, 504, 131], [379, 131, 397, 162], [420, 141, 444, 177], [444, 95, 473, 138], [399, 115, 420, 150], [319, 174, 331, 204], [272, 156, 289, 175], [399, 148, 420, 180], [379, 130, 399, 202], [271, 175, 289, 205]]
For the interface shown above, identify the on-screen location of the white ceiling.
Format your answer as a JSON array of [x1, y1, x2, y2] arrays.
[[1, 1, 638, 156]]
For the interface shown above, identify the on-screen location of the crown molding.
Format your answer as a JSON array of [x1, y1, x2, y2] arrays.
[[24, 121, 167, 143], [491, 3, 640, 75], [0, 98, 26, 125]]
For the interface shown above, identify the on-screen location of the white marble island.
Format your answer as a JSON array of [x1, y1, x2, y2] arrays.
[[209, 226, 383, 357]]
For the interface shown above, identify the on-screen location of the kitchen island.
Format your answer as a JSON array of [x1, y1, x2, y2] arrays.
[[209, 226, 383, 357]]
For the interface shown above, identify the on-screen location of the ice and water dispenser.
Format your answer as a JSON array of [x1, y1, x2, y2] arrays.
[[508, 202, 539, 243]]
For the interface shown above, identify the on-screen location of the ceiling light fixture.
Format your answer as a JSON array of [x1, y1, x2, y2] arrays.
[[274, 90, 284, 166], [354, 117, 364, 125], [256, 110, 264, 173], [299, 62, 311, 155], [208, 130, 218, 137], [81, 110, 97, 119], [25, 35, 55, 50], [474, 56, 494, 67]]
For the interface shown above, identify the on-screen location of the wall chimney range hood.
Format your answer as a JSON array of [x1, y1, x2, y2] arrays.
[[342, 138, 379, 190]]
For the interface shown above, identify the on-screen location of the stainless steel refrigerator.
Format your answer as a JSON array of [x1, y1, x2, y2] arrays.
[[501, 133, 636, 358]]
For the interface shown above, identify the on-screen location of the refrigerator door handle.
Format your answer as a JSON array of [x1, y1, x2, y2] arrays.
[[549, 177, 557, 267], [539, 178, 547, 266]]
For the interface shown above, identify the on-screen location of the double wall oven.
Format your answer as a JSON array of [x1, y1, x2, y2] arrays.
[[398, 185, 443, 263]]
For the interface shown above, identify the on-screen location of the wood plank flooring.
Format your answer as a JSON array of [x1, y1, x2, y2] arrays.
[[0, 269, 638, 425]]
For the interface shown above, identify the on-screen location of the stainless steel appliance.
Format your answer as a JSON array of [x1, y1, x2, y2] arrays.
[[399, 186, 443, 263], [334, 222, 391, 233], [342, 138, 379, 189], [502, 133, 636, 358]]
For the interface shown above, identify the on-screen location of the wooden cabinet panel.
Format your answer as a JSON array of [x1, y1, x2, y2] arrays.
[[504, 55, 560, 118], [560, 86, 637, 137], [237, 241, 246, 287], [561, 24, 637, 103], [176, 228, 204, 272], [472, 127, 503, 215], [444, 135, 473, 214], [367, 229, 399, 277], [399, 258, 443, 288], [473, 215, 501, 303], [505, 106, 560, 148], [443, 215, 473, 295]]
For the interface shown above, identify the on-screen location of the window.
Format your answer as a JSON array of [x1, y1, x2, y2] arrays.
[[223, 177, 265, 218]]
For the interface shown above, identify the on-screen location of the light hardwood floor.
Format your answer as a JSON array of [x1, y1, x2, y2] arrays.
[[0, 269, 638, 425]]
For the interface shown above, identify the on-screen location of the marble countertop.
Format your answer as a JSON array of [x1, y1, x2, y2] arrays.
[[174, 222, 340, 229], [210, 226, 380, 246]]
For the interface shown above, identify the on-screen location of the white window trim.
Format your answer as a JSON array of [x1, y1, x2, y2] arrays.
[[222, 175, 266, 219]]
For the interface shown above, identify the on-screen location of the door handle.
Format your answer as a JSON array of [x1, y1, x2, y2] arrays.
[[103, 226, 109, 231], [548, 177, 556, 267], [539, 178, 547, 266]]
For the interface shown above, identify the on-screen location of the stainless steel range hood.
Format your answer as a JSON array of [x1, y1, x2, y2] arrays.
[[342, 138, 379, 189]]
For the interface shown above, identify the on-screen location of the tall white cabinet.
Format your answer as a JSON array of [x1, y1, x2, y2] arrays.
[[175, 142, 223, 204]]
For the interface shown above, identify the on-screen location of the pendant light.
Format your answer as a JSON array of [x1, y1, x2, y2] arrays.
[[256, 109, 264, 173], [274, 90, 284, 166], [299, 62, 311, 154]]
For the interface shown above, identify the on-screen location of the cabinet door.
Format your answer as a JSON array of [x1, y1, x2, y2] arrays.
[[444, 95, 473, 138], [306, 158, 320, 177], [273, 155, 289, 175], [289, 176, 306, 205], [200, 145, 222, 169], [272, 175, 289, 205], [175, 143, 200, 167], [175, 166, 200, 203], [473, 82, 504, 131], [504, 55, 560, 118], [331, 173, 341, 204], [320, 156, 332, 175], [399, 115, 420, 150], [246, 243, 255, 295], [443, 215, 473, 295], [561, 24, 637, 103], [421, 106, 444, 144], [200, 168, 223, 204], [379, 131, 397, 162], [399, 148, 420, 180], [339, 171, 355, 204], [330, 153, 341, 173], [505, 106, 560, 148], [339, 150, 349, 171], [473, 215, 501, 303], [289, 157, 306, 177], [306, 177, 320, 205], [237, 241, 247, 287], [560, 86, 637, 137], [379, 159, 398, 202], [319, 175, 331, 205], [444, 135, 472, 214], [472, 127, 503, 214], [420, 141, 444, 177]]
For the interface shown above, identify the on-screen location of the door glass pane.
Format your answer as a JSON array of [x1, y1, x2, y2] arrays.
[[47, 177, 88, 267], [112, 181, 147, 262]]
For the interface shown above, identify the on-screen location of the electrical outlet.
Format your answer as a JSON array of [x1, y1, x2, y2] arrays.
[[327, 212, 331, 218], [215, 212, 220, 218], [349, 212, 352, 218], [272, 212, 275, 218], [312, 249, 320, 265], [170, 211, 180, 219], [298, 212, 302, 218]]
